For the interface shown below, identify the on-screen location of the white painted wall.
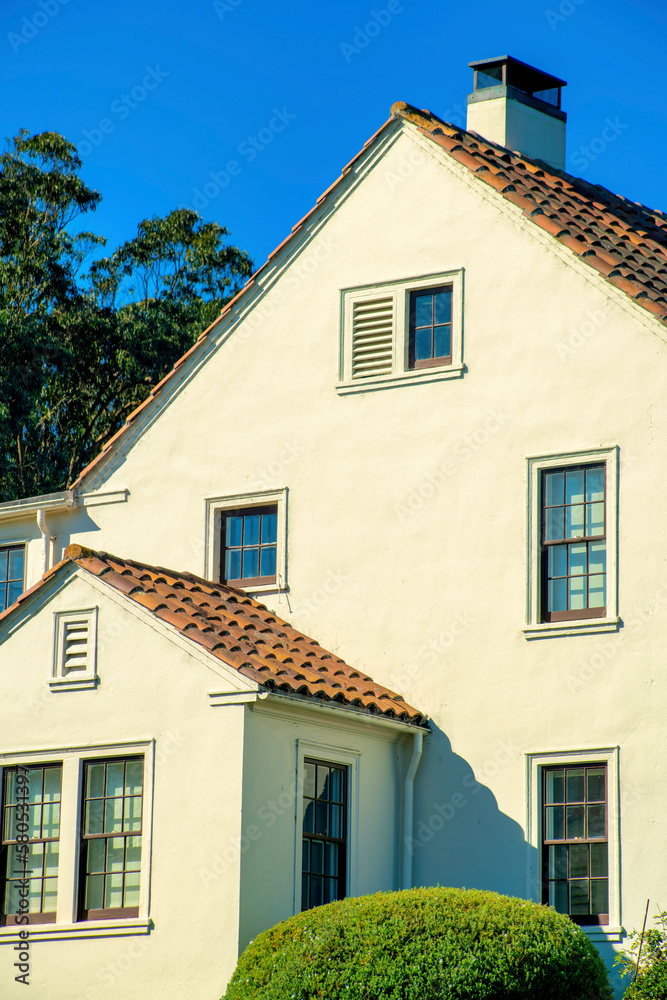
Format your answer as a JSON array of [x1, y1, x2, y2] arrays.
[[467, 95, 566, 169]]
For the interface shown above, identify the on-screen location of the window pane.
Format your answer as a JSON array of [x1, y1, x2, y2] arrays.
[[43, 768, 61, 802], [548, 844, 568, 878], [325, 877, 338, 904], [548, 545, 567, 579], [568, 575, 586, 611], [125, 761, 143, 795], [588, 575, 606, 608], [42, 801, 60, 838], [589, 542, 606, 576], [26, 770, 44, 804], [28, 879, 42, 912], [85, 800, 104, 835], [433, 326, 451, 359], [569, 843, 589, 878], [330, 804, 343, 839], [566, 769, 585, 802], [104, 797, 124, 834], [87, 839, 105, 874], [310, 875, 323, 907], [225, 549, 242, 580], [124, 870, 140, 907], [329, 768, 345, 803], [242, 548, 259, 579], [569, 543, 587, 576], [106, 762, 125, 798], [243, 515, 260, 546], [302, 839, 310, 871], [107, 837, 125, 872], [315, 801, 328, 836], [566, 805, 585, 839], [124, 796, 142, 832], [414, 327, 432, 361], [325, 841, 339, 877], [545, 508, 564, 541], [310, 840, 324, 875], [591, 879, 608, 915], [42, 877, 58, 913], [414, 293, 432, 326], [545, 805, 564, 840], [566, 504, 585, 538], [87, 764, 105, 799], [28, 804, 41, 838], [303, 762, 316, 798], [570, 880, 589, 915], [6, 582, 23, 606], [586, 503, 605, 536], [587, 768, 605, 802], [587, 805, 606, 839], [261, 512, 277, 544], [0, 551, 7, 583], [8, 549, 23, 580], [260, 546, 276, 578], [549, 880, 568, 914], [586, 468, 604, 502], [85, 874, 104, 910], [28, 842, 44, 875], [227, 516, 243, 547], [105, 873, 124, 909], [590, 843, 608, 877], [315, 766, 328, 798], [303, 802, 315, 834], [434, 290, 452, 324], [126, 836, 142, 871], [548, 579, 567, 613], [544, 473, 564, 507], [566, 470, 584, 505], [545, 771, 564, 804]]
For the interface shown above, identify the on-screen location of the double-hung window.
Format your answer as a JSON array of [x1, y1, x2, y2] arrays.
[[0, 546, 24, 612], [542, 764, 608, 925], [301, 758, 348, 911], [409, 285, 452, 369], [221, 506, 278, 588]]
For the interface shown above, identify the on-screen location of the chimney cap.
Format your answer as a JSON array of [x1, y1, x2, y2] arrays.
[[469, 56, 566, 111]]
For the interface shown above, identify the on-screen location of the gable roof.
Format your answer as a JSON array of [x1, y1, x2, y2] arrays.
[[70, 102, 667, 493], [0, 544, 425, 726]]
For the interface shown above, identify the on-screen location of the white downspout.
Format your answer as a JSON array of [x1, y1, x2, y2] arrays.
[[402, 728, 423, 890], [36, 509, 53, 574]]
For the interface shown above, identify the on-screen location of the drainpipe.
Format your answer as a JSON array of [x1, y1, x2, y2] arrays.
[[402, 728, 423, 890], [36, 509, 53, 574]]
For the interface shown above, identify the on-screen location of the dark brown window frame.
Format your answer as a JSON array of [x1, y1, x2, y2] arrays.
[[541, 763, 609, 926], [408, 284, 453, 370], [78, 757, 143, 922], [540, 464, 607, 622], [301, 758, 348, 912], [0, 545, 25, 613], [1, 764, 62, 926], [220, 505, 278, 588]]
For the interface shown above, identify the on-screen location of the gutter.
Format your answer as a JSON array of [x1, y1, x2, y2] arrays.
[[402, 728, 424, 890], [0, 490, 75, 523]]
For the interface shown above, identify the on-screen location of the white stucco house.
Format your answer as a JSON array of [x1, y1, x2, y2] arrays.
[[1, 54, 666, 998]]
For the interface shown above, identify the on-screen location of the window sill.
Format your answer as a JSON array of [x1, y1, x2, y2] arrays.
[[581, 925, 623, 942], [49, 676, 98, 692], [234, 581, 287, 596], [336, 364, 465, 395], [522, 617, 620, 640], [0, 917, 152, 942]]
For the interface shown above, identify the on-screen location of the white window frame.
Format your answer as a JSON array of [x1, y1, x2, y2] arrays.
[[293, 740, 360, 915], [0, 740, 154, 941], [523, 446, 619, 638], [525, 747, 621, 941], [0, 539, 27, 612], [336, 269, 465, 394], [50, 608, 98, 691], [204, 488, 288, 594]]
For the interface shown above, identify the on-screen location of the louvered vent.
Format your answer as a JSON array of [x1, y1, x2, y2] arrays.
[[63, 619, 89, 673], [351, 297, 394, 378]]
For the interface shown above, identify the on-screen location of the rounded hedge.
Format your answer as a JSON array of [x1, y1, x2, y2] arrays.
[[222, 887, 613, 1000]]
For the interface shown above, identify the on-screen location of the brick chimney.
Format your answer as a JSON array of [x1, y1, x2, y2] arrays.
[[466, 56, 567, 170]]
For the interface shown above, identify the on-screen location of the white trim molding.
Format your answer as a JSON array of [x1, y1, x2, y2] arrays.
[[336, 269, 465, 394], [204, 488, 288, 593], [293, 740, 360, 915], [523, 446, 620, 638], [525, 746, 621, 941]]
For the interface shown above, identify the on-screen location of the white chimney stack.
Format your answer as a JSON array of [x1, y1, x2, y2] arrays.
[[466, 56, 567, 171]]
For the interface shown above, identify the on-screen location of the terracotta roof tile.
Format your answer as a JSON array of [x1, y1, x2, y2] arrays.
[[8, 545, 423, 726]]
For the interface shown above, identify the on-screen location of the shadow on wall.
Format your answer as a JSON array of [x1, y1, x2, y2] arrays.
[[411, 724, 623, 997]]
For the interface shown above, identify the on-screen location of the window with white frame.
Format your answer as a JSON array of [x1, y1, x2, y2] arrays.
[[0, 742, 152, 939], [337, 270, 464, 394], [0, 545, 25, 613], [51, 608, 98, 690], [526, 748, 620, 938], [204, 489, 287, 593], [524, 447, 619, 638], [295, 742, 359, 913]]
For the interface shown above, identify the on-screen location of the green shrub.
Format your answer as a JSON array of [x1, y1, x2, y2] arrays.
[[222, 886, 613, 1000], [616, 910, 667, 999]]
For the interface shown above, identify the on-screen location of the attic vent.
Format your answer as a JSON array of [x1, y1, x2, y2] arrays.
[[63, 620, 89, 673], [351, 297, 394, 378]]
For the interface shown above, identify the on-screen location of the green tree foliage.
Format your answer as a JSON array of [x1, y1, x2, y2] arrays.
[[616, 910, 667, 999], [222, 887, 613, 1000], [0, 130, 252, 501]]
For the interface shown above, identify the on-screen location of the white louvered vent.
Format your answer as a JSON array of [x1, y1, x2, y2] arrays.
[[351, 296, 394, 378], [63, 619, 89, 673]]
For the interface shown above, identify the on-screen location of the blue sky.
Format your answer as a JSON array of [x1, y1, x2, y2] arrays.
[[2, 0, 665, 270]]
